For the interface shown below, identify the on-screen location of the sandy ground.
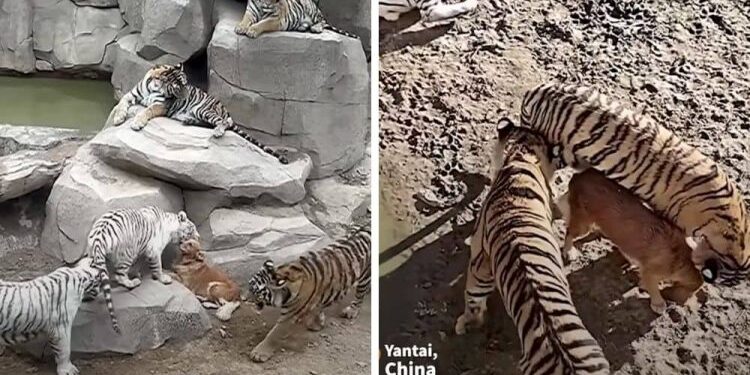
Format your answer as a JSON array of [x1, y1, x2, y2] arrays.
[[0, 190, 370, 375], [379, 0, 750, 374]]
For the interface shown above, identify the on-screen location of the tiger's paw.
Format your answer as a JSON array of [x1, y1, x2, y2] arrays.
[[245, 28, 260, 39], [130, 119, 147, 131], [455, 314, 469, 335], [455, 312, 484, 335], [650, 300, 667, 314], [155, 274, 172, 285], [212, 127, 226, 138], [340, 306, 360, 320], [121, 277, 141, 289], [57, 362, 80, 375], [111, 108, 127, 126], [250, 344, 275, 363], [234, 25, 249, 35]]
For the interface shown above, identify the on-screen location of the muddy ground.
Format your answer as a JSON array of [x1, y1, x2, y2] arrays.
[[379, 0, 750, 374], [0, 190, 370, 375]]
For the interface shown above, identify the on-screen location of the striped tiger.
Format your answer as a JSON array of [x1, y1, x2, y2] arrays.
[[518, 82, 750, 285], [85, 206, 200, 330], [247, 224, 371, 362], [111, 64, 289, 164], [234, 0, 358, 39], [379, 0, 478, 24], [455, 121, 609, 374], [0, 257, 105, 375]]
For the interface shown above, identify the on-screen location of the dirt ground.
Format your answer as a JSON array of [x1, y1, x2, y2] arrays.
[[0, 190, 370, 375], [379, 0, 750, 374]]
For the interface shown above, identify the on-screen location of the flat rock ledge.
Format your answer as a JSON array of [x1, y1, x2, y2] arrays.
[[0, 125, 89, 203], [90, 118, 312, 205]]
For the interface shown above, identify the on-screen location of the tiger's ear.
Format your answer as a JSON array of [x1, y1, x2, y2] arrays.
[[496, 117, 515, 140], [178, 211, 188, 222]]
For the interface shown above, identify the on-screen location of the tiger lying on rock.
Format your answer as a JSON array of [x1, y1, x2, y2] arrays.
[[172, 239, 242, 321], [246, 225, 371, 362], [234, 0, 357, 39], [111, 64, 288, 164]]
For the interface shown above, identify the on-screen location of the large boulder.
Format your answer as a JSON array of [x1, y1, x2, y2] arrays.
[[32, 0, 124, 70], [71, 0, 118, 7], [120, 0, 214, 61], [23, 279, 210, 356], [0, 125, 90, 203], [208, 16, 369, 178], [319, 0, 371, 58], [200, 206, 330, 278], [89, 118, 312, 204], [303, 176, 370, 237], [41, 144, 183, 263], [0, 0, 34, 73]]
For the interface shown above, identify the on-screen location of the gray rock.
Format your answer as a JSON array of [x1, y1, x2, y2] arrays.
[[303, 176, 370, 237], [71, 0, 119, 7], [0, 125, 90, 203], [0, 0, 34, 73], [23, 279, 210, 356], [89, 118, 312, 204], [122, 0, 214, 60], [207, 17, 369, 178], [319, 0, 371, 57], [200, 206, 330, 277], [32, 0, 123, 70], [41, 144, 183, 263]]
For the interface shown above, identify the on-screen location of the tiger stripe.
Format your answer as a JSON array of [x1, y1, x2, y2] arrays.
[[0, 258, 103, 375], [518, 82, 750, 285], [456, 123, 609, 374]]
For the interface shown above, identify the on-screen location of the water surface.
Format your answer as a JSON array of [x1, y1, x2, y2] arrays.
[[0, 76, 116, 131]]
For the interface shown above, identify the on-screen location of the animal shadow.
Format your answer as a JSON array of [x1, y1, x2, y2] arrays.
[[379, 11, 453, 55]]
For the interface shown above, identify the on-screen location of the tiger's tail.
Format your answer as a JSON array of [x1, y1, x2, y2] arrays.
[[89, 239, 121, 334], [226, 123, 289, 164], [324, 24, 358, 39]]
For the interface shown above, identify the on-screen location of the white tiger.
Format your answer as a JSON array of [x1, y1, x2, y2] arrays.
[[0, 258, 104, 375], [85, 206, 200, 323], [379, 0, 478, 24]]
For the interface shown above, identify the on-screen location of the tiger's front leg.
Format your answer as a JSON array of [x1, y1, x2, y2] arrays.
[[49, 326, 78, 375], [250, 318, 297, 362], [234, 9, 258, 35], [131, 103, 167, 131], [245, 17, 283, 38], [111, 92, 136, 126], [147, 247, 172, 285]]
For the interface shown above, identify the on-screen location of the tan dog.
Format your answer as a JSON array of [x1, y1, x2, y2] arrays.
[[558, 169, 703, 313], [173, 239, 241, 321]]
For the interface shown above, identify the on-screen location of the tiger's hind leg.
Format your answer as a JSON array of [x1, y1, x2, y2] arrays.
[[455, 230, 493, 335], [114, 261, 141, 290], [341, 272, 370, 319], [250, 318, 297, 362], [50, 326, 78, 375]]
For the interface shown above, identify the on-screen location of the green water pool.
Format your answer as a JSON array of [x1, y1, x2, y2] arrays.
[[0, 76, 116, 131]]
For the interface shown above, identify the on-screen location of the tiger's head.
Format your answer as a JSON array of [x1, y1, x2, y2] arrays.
[[146, 64, 188, 97], [174, 211, 200, 243], [688, 221, 750, 286], [247, 260, 297, 310]]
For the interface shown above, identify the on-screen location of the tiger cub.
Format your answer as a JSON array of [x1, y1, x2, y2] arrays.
[[456, 121, 609, 374], [173, 239, 242, 321], [518, 82, 750, 285], [247, 225, 371, 362], [234, 0, 358, 39], [0, 258, 105, 375], [379, 0, 478, 24], [111, 64, 288, 164]]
